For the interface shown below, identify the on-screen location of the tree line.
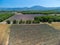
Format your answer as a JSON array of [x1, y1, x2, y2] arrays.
[[6, 19, 40, 24], [34, 16, 60, 23], [20, 10, 60, 14], [6, 15, 60, 24], [0, 13, 14, 22]]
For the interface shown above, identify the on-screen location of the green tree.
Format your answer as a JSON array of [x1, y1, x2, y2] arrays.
[[48, 19, 53, 23], [13, 20, 17, 24], [19, 19, 25, 24], [6, 20, 10, 24], [26, 20, 31, 24], [32, 20, 40, 24]]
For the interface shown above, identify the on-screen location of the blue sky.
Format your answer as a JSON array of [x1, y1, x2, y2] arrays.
[[0, 0, 60, 8]]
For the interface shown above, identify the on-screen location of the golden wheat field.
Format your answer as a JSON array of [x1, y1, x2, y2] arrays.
[[0, 24, 10, 45], [48, 22, 60, 30]]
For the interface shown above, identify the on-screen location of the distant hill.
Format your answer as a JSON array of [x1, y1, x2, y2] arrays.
[[0, 6, 60, 11]]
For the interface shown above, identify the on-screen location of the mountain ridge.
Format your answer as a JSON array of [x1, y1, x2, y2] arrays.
[[0, 6, 60, 11]]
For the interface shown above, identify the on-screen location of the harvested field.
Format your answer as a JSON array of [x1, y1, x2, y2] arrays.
[[9, 24, 60, 45], [7, 14, 45, 21], [48, 22, 60, 30], [0, 24, 10, 45]]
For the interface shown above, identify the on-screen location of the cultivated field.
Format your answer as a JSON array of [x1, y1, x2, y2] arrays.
[[0, 13, 14, 22], [0, 12, 60, 45], [9, 24, 60, 45], [7, 13, 45, 21]]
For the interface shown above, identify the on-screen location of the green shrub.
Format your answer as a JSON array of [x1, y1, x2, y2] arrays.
[[22, 21, 25, 24], [13, 20, 17, 24], [48, 19, 53, 23], [32, 20, 40, 24], [19, 20, 25, 24], [34, 17, 40, 21], [19, 20, 23, 24], [26, 20, 31, 24], [0, 19, 3, 22], [6, 20, 10, 24]]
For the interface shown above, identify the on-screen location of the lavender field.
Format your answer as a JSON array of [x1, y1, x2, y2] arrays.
[[7, 14, 45, 21], [8, 24, 60, 45]]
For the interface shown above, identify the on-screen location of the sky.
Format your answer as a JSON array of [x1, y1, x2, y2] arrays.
[[0, 0, 60, 8]]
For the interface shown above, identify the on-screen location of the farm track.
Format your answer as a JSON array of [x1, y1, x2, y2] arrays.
[[8, 24, 60, 45], [0, 24, 10, 45]]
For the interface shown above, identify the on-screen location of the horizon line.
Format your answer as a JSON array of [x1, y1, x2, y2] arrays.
[[0, 5, 60, 8]]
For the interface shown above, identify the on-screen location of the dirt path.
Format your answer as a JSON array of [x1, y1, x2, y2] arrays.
[[5, 32, 9, 45], [0, 24, 10, 45]]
